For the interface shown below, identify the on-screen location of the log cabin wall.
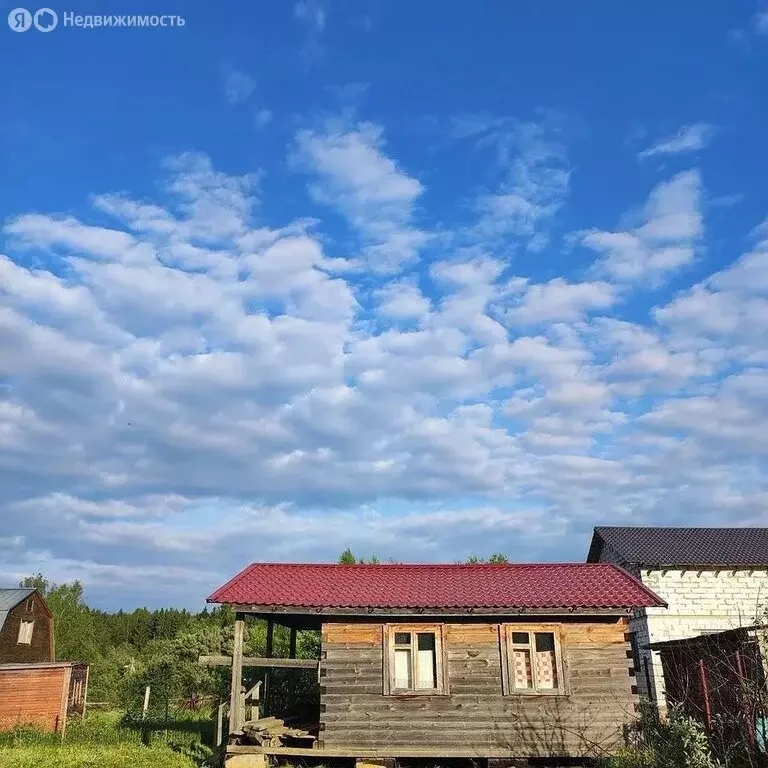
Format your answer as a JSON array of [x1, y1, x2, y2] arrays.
[[0, 593, 53, 664], [319, 618, 636, 758]]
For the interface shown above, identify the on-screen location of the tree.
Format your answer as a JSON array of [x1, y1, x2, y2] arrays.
[[19, 573, 50, 595], [338, 548, 357, 564], [465, 553, 509, 564], [338, 550, 381, 564]]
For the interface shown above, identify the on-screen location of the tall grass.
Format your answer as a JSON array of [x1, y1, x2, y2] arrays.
[[0, 710, 215, 768]]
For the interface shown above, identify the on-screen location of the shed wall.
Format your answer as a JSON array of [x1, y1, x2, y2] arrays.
[[0, 593, 53, 664], [319, 618, 636, 758], [0, 666, 70, 732]]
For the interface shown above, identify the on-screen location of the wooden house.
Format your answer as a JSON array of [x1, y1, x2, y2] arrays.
[[0, 589, 53, 664], [207, 562, 665, 766], [0, 661, 89, 733]]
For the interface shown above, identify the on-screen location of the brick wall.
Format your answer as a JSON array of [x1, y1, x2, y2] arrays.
[[637, 568, 768, 701]]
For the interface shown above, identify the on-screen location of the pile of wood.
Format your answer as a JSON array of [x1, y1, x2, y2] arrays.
[[240, 716, 317, 748]]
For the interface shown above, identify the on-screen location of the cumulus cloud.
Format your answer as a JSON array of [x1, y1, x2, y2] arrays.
[[2, 122, 767, 608], [579, 170, 703, 282]]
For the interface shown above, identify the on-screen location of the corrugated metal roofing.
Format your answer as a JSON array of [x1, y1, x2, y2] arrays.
[[208, 562, 665, 611], [0, 589, 35, 632], [587, 526, 768, 567]]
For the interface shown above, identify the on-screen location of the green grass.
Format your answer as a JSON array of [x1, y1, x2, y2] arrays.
[[0, 743, 197, 768], [0, 710, 215, 768]]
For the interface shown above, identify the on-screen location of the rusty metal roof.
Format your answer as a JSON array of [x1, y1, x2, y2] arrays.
[[208, 562, 665, 611]]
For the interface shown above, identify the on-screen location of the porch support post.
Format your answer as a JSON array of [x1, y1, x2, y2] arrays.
[[289, 628, 297, 659], [229, 612, 245, 734], [263, 619, 274, 716]]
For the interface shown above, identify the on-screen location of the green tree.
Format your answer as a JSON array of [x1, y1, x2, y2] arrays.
[[19, 573, 50, 595], [465, 553, 509, 564], [338, 548, 357, 564]]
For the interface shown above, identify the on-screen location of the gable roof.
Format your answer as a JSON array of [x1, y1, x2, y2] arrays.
[[587, 526, 768, 568], [208, 562, 664, 613], [0, 589, 35, 632]]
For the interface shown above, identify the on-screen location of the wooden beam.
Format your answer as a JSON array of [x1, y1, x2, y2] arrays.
[[229, 613, 245, 734], [211, 604, 633, 618], [263, 619, 274, 717], [227, 745, 539, 758], [200, 655, 319, 669], [289, 627, 297, 659]]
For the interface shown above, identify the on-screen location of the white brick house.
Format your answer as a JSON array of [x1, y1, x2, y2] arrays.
[[587, 526, 768, 703]]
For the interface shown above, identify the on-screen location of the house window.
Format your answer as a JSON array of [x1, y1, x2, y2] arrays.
[[18, 619, 34, 645], [502, 625, 566, 695], [25, 599, 34, 612], [384, 625, 447, 695]]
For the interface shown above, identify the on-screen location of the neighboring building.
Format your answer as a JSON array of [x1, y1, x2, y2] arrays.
[[649, 627, 767, 764], [586, 526, 768, 703], [208, 562, 664, 764], [0, 588, 54, 664], [0, 661, 89, 733]]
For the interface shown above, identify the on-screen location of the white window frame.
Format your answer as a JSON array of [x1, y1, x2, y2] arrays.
[[500, 623, 567, 696], [17, 619, 34, 645], [383, 624, 449, 696]]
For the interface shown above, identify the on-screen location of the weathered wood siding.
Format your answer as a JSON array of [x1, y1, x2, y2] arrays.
[[320, 619, 636, 757], [0, 666, 70, 732], [0, 593, 53, 664]]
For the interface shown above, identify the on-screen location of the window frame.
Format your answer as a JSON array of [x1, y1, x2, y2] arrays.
[[17, 619, 35, 645], [499, 623, 568, 696], [382, 623, 449, 696]]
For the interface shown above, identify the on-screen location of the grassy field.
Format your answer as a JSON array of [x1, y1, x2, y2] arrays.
[[0, 710, 215, 768]]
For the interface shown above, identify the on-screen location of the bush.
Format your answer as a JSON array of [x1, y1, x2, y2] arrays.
[[601, 700, 720, 768]]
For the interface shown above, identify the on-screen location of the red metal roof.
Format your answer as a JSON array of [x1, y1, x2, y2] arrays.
[[207, 562, 664, 610]]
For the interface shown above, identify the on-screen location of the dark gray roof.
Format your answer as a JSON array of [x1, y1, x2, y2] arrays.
[[0, 589, 35, 632], [587, 526, 768, 568]]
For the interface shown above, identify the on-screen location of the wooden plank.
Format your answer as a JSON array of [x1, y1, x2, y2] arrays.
[[199, 656, 319, 669], [229, 614, 245, 734], [227, 743, 612, 758]]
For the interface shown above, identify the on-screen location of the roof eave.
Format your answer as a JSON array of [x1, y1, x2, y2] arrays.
[[205, 601, 647, 617]]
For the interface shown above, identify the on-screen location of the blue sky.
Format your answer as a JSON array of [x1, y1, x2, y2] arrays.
[[1, 1, 768, 609]]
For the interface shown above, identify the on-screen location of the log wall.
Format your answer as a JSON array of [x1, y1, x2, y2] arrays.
[[319, 618, 636, 758]]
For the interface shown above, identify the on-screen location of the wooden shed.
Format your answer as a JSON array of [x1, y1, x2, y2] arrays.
[[207, 562, 665, 765], [649, 627, 768, 763], [0, 661, 89, 733], [0, 588, 53, 664]]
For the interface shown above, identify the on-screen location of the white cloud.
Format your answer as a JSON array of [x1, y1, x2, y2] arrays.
[[506, 278, 618, 324], [580, 170, 702, 282], [294, 0, 326, 31], [468, 120, 570, 251], [293, 120, 430, 271], [253, 108, 273, 129], [224, 69, 256, 105], [2, 132, 768, 608], [638, 123, 713, 159]]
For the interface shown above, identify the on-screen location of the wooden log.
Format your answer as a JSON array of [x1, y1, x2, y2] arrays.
[[229, 614, 245, 735]]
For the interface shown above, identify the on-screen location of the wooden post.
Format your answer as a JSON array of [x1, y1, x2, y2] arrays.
[[263, 620, 274, 717], [229, 613, 245, 734], [142, 685, 151, 721], [698, 658, 711, 731], [289, 627, 297, 659], [216, 702, 226, 747]]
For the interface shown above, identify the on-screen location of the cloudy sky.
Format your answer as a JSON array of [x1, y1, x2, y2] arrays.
[[2, 1, 768, 609]]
